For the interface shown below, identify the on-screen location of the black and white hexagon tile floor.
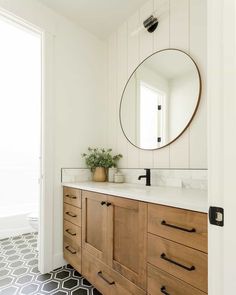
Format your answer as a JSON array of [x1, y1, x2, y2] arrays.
[[0, 233, 102, 295]]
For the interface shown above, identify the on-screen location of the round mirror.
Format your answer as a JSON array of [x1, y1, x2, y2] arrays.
[[119, 49, 201, 150]]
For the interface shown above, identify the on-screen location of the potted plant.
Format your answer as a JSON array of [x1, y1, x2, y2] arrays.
[[82, 147, 122, 182]]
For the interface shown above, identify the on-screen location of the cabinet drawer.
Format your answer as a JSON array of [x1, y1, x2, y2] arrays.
[[82, 250, 145, 295], [147, 264, 206, 295], [64, 187, 81, 208], [148, 204, 208, 253], [64, 220, 81, 248], [63, 242, 81, 273], [64, 203, 81, 226], [148, 234, 207, 293]]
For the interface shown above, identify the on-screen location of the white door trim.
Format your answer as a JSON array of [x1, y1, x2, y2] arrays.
[[207, 1, 224, 294], [208, 0, 236, 294], [38, 31, 55, 274]]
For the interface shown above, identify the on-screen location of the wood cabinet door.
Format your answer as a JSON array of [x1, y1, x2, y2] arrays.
[[107, 196, 147, 290], [82, 191, 108, 262]]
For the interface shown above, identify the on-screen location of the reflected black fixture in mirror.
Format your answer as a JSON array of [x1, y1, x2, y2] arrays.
[[119, 48, 201, 150], [143, 15, 158, 33]]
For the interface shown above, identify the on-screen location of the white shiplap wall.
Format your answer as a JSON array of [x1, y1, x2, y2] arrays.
[[107, 0, 207, 169]]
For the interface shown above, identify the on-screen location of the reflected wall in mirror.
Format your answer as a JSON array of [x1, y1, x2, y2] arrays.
[[119, 49, 201, 150]]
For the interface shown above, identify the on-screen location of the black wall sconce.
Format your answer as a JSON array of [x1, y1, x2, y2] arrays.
[[143, 15, 158, 33]]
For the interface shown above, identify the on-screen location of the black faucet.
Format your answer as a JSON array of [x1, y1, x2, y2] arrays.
[[138, 169, 151, 186]]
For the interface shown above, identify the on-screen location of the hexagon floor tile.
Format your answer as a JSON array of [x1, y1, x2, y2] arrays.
[[0, 233, 102, 295]]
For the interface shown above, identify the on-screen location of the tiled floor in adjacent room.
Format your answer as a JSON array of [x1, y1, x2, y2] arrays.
[[0, 233, 101, 295]]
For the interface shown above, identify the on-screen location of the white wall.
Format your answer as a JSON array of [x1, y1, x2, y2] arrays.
[[53, 16, 107, 268], [107, 0, 207, 169], [0, 0, 107, 269]]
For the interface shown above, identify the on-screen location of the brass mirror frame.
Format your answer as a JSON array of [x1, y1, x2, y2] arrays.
[[119, 48, 202, 151]]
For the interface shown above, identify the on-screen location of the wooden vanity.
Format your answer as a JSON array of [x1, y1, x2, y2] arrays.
[[63, 185, 208, 295]]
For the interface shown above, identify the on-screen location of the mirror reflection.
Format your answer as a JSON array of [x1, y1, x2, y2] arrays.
[[120, 49, 201, 150]]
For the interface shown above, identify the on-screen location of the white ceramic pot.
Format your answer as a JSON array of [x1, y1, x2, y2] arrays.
[[108, 167, 117, 182], [114, 171, 124, 183]]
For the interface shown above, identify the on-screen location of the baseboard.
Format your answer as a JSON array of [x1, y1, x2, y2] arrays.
[[53, 251, 67, 270], [0, 227, 36, 240]]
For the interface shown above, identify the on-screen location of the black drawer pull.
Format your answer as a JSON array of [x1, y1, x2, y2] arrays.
[[101, 201, 106, 206], [160, 253, 195, 271], [66, 211, 77, 218], [161, 286, 170, 295], [65, 245, 76, 254], [65, 229, 76, 236], [106, 202, 112, 207], [97, 271, 115, 285], [65, 194, 77, 199], [161, 220, 196, 233]]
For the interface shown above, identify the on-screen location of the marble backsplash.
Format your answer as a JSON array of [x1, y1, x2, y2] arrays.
[[61, 168, 207, 190]]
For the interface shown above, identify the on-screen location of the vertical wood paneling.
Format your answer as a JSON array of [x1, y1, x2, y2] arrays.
[[169, 0, 189, 49], [139, 0, 154, 61], [169, 132, 189, 168], [139, 0, 155, 168], [189, 0, 207, 168], [154, 0, 170, 51], [127, 11, 140, 167], [153, 147, 170, 168], [108, 34, 118, 151], [169, 0, 190, 168], [107, 0, 207, 169], [116, 23, 128, 167], [153, 0, 171, 168], [127, 12, 140, 76]]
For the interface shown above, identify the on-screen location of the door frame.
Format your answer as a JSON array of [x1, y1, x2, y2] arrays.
[[0, 7, 55, 274], [207, 0, 236, 294], [38, 31, 55, 273]]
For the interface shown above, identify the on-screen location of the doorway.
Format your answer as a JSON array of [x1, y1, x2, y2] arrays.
[[0, 11, 42, 262]]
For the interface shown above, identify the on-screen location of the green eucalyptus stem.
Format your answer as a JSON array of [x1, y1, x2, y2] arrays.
[[82, 147, 122, 170]]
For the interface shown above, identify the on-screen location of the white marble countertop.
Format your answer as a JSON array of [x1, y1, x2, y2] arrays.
[[62, 181, 208, 213]]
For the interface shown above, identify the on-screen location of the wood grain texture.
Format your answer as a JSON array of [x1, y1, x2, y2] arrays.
[[107, 0, 207, 169], [82, 190, 107, 262], [148, 234, 208, 292], [148, 203, 208, 253], [63, 220, 81, 249], [63, 189, 208, 294], [147, 263, 206, 295], [82, 249, 146, 295], [63, 203, 81, 226], [63, 241, 81, 273], [63, 186, 82, 208], [107, 196, 147, 290]]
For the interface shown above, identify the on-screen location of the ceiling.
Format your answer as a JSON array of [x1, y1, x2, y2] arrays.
[[38, 0, 148, 39]]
